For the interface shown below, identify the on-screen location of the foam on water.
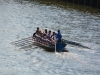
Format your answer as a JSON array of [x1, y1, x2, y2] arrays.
[[0, 0, 100, 75]]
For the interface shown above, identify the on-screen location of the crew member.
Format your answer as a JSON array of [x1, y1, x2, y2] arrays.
[[56, 30, 62, 43]]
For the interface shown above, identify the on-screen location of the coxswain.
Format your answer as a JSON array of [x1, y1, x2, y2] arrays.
[[56, 30, 62, 43]]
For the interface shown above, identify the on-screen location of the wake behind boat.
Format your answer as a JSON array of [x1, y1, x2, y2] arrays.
[[32, 27, 67, 52]]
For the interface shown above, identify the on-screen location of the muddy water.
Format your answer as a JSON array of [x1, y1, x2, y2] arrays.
[[0, 0, 100, 75]]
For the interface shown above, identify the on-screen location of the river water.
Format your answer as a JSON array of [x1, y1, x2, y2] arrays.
[[0, 0, 100, 75]]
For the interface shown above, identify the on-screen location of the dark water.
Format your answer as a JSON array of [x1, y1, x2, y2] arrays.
[[29, 0, 100, 13], [19, 0, 100, 45]]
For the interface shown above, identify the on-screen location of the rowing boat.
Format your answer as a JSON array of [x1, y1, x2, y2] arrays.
[[32, 33, 67, 52]]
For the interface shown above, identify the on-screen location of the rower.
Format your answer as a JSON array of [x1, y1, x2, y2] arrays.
[[34, 27, 42, 42], [51, 32, 55, 40], [34, 27, 40, 36], [44, 29, 47, 35], [51, 32, 56, 44], [47, 30, 52, 45], [47, 30, 51, 38], [33, 27, 39, 40]]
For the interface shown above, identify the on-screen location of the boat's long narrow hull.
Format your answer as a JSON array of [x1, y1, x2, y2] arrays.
[[33, 40, 67, 52], [32, 33, 67, 52]]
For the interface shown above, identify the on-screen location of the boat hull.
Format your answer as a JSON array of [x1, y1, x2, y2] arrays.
[[32, 33, 67, 52], [56, 43, 67, 52], [33, 39, 67, 52]]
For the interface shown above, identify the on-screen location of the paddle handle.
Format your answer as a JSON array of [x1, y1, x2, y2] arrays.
[[54, 36, 57, 53], [55, 42, 56, 53]]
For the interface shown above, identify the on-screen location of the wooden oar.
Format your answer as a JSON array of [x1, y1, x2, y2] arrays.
[[63, 39, 90, 49]]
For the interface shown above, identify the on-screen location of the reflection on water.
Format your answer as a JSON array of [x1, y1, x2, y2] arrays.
[[13, 0, 100, 14], [21, 0, 100, 14], [13, 0, 100, 45]]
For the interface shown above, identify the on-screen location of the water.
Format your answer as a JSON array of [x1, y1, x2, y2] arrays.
[[0, 0, 100, 75]]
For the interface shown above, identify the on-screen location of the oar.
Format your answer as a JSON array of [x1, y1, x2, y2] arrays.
[[63, 39, 90, 49], [54, 37, 57, 54], [55, 41, 56, 54]]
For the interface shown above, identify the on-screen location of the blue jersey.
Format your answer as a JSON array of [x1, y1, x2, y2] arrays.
[[56, 30, 62, 42]]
